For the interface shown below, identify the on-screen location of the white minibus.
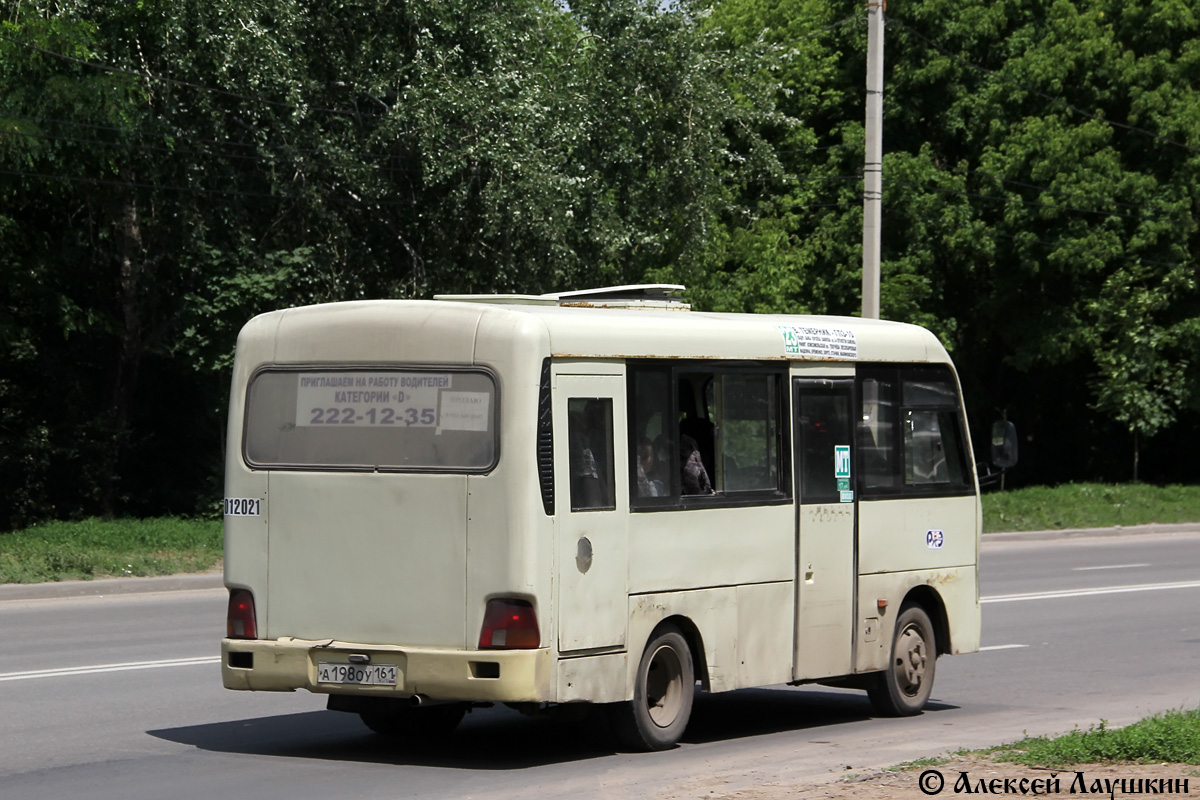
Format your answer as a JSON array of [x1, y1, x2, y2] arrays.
[[221, 285, 988, 750]]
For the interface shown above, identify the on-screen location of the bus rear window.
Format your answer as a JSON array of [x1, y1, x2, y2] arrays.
[[242, 368, 498, 471]]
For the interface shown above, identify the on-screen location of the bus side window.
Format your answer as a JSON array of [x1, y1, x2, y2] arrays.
[[629, 362, 789, 508], [858, 376, 899, 490], [630, 368, 678, 502], [568, 398, 616, 511], [858, 366, 970, 496], [901, 376, 968, 488], [721, 373, 780, 492], [798, 392, 852, 504]]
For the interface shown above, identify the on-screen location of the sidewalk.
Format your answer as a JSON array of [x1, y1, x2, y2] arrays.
[[2, 522, 1198, 602]]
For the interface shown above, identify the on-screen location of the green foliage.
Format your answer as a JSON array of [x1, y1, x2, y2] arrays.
[[0, 0, 783, 529], [0, 517, 222, 583], [703, 0, 1200, 483], [991, 709, 1200, 766], [982, 483, 1200, 532], [1087, 261, 1197, 440], [3, 0, 1200, 525]]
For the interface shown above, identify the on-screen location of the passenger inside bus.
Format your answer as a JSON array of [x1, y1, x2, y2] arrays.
[[568, 399, 614, 509], [679, 415, 716, 485], [636, 436, 667, 497], [680, 433, 713, 495]]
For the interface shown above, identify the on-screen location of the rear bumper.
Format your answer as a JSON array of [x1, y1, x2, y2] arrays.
[[221, 638, 551, 703]]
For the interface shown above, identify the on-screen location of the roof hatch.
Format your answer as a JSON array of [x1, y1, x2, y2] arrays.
[[434, 284, 690, 310]]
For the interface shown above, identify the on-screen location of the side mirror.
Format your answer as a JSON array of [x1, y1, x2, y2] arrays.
[[990, 420, 1018, 470]]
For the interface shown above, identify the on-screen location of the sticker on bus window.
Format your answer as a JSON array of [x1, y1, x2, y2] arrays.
[[438, 391, 491, 432], [926, 529, 945, 549], [777, 325, 858, 360], [839, 490, 854, 503], [834, 445, 851, 478]]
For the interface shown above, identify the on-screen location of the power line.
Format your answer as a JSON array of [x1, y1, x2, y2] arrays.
[[886, 15, 1200, 155], [713, 14, 860, 56], [0, 166, 413, 205], [721, 174, 861, 185], [3, 125, 263, 164], [1, 111, 482, 165], [895, 208, 1191, 271], [965, 167, 1188, 221], [884, 179, 1190, 226], [9, 119, 1183, 225], [0, 31, 355, 117], [10, 113, 853, 177], [728, 200, 861, 213], [763, 14, 861, 52], [775, 145, 845, 154], [879, 94, 1189, 218], [0, 123, 424, 178], [5, 112, 308, 156], [0, 167, 304, 200]]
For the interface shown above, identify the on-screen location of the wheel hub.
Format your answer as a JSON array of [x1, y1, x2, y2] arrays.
[[895, 625, 927, 696], [645, 645, 684, 728]]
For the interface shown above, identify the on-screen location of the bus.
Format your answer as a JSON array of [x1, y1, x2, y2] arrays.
[[221, 284, 1000, 751]]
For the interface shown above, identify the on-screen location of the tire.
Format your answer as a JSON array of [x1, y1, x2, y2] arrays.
[[359, 702, 467, 739], [608, 625, 695, 751], [867, 605, 937, 717]]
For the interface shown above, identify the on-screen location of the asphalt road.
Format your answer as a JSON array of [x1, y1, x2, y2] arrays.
[[1, 530, 1197, 799]]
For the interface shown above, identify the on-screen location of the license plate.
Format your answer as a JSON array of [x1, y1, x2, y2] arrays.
[[317, 662, 398, 686]]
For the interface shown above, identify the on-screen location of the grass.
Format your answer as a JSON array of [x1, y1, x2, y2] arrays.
[[983, 483, 1200, 533], [3, 482, 1200, 583], [885, 753, 959, 772], [0, 517, 222, 584], [988, 709, 1200, 767]]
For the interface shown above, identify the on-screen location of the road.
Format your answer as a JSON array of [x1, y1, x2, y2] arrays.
[[0, 530, 1197, 799]]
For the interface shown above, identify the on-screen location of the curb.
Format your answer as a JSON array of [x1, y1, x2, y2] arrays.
[[0, 571, 224, 602], [982, 522, 1200, 544]]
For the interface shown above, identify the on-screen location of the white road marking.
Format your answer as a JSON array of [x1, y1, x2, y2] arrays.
[[0, 656, 220, 682], [9, 579, 1198, 682], [1072, 563, 1150, 571], [983, 580, 1200, 604]]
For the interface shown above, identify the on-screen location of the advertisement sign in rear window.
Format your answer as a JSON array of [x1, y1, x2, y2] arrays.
[[243, 368, 497, 471]]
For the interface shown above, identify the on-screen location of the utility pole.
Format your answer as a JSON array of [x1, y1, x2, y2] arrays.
[[862, 0, 885, 319]]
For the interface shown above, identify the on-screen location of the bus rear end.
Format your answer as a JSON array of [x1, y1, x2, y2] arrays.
[[220, 302, 551, 733]]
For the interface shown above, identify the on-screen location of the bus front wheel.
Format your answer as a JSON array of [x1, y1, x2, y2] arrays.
[[609, 625, 695, 751], [867, 605, 936, 717]]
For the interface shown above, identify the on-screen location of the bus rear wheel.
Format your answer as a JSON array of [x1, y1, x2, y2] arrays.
[[609, 625, 695, 751], [359, 702, 467, 739], [867, 605, 936, 717]]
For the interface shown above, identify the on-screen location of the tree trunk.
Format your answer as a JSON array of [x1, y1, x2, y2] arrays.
[[1132, 430, 1140, 483], [102, 174, 147, 517]]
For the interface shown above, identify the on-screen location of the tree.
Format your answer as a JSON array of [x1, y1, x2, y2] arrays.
[[0, 0, 787, 528], [1086, 262, 1199, 480], [705, 0, 1200, 483]]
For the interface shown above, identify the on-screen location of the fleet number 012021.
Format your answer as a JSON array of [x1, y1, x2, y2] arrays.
[[224, 498, 261, 516]]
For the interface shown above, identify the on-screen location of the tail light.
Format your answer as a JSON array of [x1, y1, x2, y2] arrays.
[[227, 588, 258, 639], [479, 598, 540, 649]]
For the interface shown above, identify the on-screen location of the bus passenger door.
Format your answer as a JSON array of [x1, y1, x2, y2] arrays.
[[553, 372, 629, 653], [792, 378, 856, 681]]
